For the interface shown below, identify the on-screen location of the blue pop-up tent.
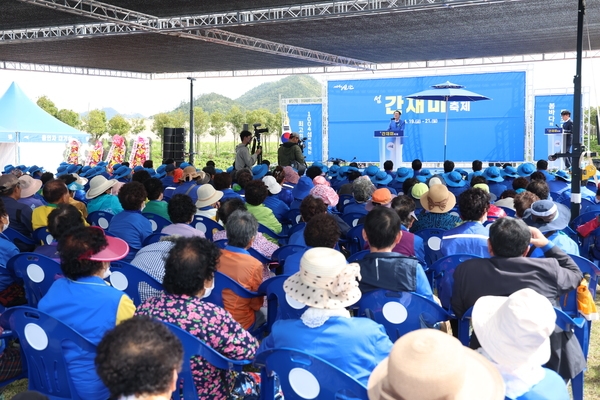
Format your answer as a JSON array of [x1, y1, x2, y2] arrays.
[[0, 82, 89, 170]]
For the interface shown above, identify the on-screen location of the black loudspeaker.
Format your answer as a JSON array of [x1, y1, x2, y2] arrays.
[[163, 127, 185, 163]]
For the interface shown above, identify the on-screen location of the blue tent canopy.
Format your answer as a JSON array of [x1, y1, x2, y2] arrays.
[[0, 82, 89, 143]]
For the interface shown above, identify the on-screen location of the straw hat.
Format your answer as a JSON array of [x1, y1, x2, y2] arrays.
[[179, 166, 200, 182], [472, 288, 556, 369], [420, 184, 456, 213], [195, 185, 223, 208], [18, 175, 42, 198], [368, 329, 505, 400], [86, 175, 118, 199], [283, 248, 362, 309]]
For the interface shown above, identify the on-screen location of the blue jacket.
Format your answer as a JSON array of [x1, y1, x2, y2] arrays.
[[440, 221, 490, 258], [87, 194, 123, 215], [264, 194, 290, 222], [0, 233, 19, 291], [108, 210, 153, 259], [512, 368, 569, 400], [388, 119, 405, 132]]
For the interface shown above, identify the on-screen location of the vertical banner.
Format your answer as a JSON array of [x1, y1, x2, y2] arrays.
[[533, 94, 574, 167], [327, 71, 526, 163], [286, 103, 323, 163]]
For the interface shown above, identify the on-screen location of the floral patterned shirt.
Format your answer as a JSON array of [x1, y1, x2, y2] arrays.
[[136, 293, 259, 399]]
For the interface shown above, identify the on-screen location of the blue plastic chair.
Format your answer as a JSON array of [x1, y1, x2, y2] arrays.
[[161, 321, 251, 400], [255, 348, 368, 400], [354, 290, 449, 342], [33, 227, 54, 246], [109, 261, 164, 307], [347, 249, 369, 262], [142, 232, 170, 246], [189, 216, 224, 241], [213, 239, 228, 249], [346, 224, 365, 255], [257, 275, 307, 332], [258, 223, 288, 245], [414, 228, 446, 267], [271, 245, 306, 269], [142, 212, 171, 232], [248, 248, 272, 264], [285, 208, 303, 226], [8, 253, 62, 308], [429, 254, 481, 311], [580, 198, 596, 212], [4, 227, 36, 246], [203, 272, 265, 337], [0, 306, 98, 400], [342, 212, 366, 228], [337, 194, 355, 213], [86, 211, 114, 229], [569, 210, 600, 232], [287, 222, 306, 238]]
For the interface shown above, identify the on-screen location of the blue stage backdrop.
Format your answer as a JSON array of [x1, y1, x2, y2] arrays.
[[327, 72, 526, 163], [286, 103, 323, 163], [533, 94, 574, 161]]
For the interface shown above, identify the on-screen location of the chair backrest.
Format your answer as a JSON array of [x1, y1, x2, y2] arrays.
[[248, 247, 272, 264], [257, 275, 307, 332], [347, 249, 370, 263], [346, 224, 365, 255], [1, 306, 98, 400], [189, 215, 224, 241], [569, 210, 600, 231], [286, 209, 303, 226], [254, 348, 368, 400], [34, 227, 54, 245], [161, 321, 250, 400], [87, 211, 114, 229], [271, 245, 306, 268], [414, 228, 446, 267], [287, 222, 306, 238], [429, 254, 481, 310], [4, 227, 36, 246], [338, 194, 354, 213], [258, 223, 289, 245], [8, 253, 62, 307], [142, 232, 170, 246], [213, 239, 228, 249], [203, 271, 261, 309], [342, 212, 366, 228], [354, 290, 449, 342], [142, 213, 172, 232], [559, 254, 600, 320], [109, 261, 164, 307]]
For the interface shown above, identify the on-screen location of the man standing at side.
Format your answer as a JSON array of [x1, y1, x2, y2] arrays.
[[277, 132, 305, 172], [235, 130, 261, 171], [561, 110, 573, 169], [451, 217, 584, 381]]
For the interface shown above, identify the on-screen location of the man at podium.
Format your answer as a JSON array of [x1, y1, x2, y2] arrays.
[[561, 110, 573, 169], [388, 110, 405, 132]]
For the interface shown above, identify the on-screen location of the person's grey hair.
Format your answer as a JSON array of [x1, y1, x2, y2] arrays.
[[352, 177, 375, 202], [489, 217, 531, 257], [226, 210, 258, 248]]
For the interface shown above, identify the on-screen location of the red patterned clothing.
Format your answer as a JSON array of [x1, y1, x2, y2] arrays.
[[137, 293, 258, 399]]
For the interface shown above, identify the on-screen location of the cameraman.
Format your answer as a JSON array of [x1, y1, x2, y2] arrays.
[[277, 132, 306, 173], [235, 130, 261, 171]]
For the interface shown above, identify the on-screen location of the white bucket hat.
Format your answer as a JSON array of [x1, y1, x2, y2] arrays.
[[283, 247, 362, 309], [472, 288, 556, 369], [195, 185, 223, 208], [368, 329, 505, 400], [86, 175, 117, 199]]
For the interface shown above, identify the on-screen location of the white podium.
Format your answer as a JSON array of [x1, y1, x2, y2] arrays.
[[375, 130, 404, 168], [545, 127, 565, 170]]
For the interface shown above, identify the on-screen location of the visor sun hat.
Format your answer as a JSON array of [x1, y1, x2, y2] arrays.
[[366, 188, 395, 211], [394, 167, 413, 183], [195, 185, 223, 208], [262, 175, 282, 195], [252, 164, 268, 180], [368, 329, 505, 400], [472, 288, 556, 370], [179, 166, 200, 182], [444, 171, 467, 187], [283, 247, 362, 309], [522, 200, 571, 233], [483, 166, 504, 183], [411, 182, 428, 200], [87, 229, 130, 262], [420, 184, 457, 213], [309, 185, 339, 207], [18, 175, 43, 198], [86, 175, 118, 199], [517, 163, 536, 177], [373, 170, 392, 186]]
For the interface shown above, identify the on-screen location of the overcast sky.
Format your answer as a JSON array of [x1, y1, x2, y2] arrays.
[[0, 57, 599, 117]]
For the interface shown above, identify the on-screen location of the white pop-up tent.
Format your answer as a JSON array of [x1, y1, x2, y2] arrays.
[[0, 82, 89, 172]]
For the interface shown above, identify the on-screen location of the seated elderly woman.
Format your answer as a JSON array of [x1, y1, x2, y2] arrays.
[[96, 316, 183, 400], [161, 194, 205, 238], [136, 236, 258, 399], [34, 204, 86, 261], [271, 166, 294, 205], [258, 247, 393, 386], [38, 226, 134, 400], [0, 197, 21, 303], [472, 289, 568, 400], [288, 195, 328, 247], [344, 176, 375, 215], [244, 180, 282, 243], [107, 181, 153, 262], [409, 184, 462, 233], [213, 198, 278, 260]]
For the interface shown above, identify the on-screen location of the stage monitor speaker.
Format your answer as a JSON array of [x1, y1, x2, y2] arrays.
[[163, 127, 185, 162]]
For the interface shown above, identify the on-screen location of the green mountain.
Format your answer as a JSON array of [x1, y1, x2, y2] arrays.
[[174, 92, 238, 114], [236, 75, 322, 113]]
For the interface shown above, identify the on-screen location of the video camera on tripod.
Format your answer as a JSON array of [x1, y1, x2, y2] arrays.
[[251, 123, 268, 164]]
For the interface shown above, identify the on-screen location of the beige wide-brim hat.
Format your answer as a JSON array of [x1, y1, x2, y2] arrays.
[[472, 288, 555, 370], [18, 175, 42, 198], [368, 329, 505, 400], [420, 184, 456, 213], [179, 166, 200, 182], [86, 175, 118, 199], [195, 184, 223, 208], [283, 247, 362, 309]]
